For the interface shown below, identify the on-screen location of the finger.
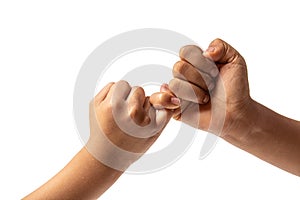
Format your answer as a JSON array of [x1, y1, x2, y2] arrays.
[[142, 97, 153, 126], [143, 96, 151, 113], [107, 80, 132, 101], [93, 82, 115, 104], [159, 84, 183, 108], [202, 38, 246, 66], [169, 78, 209, 104], [172, 100, 196, 121], [172, 100, 191, 120], [149, 92, 180, 110], [173, 100, 211, 131], [127, 87, 150, 126], [159, 84, 191, 117], [89, 83, 115, 130], [173, 60, 215, 91], [160, 83, 175, 95], [179, 45, 219, 77]]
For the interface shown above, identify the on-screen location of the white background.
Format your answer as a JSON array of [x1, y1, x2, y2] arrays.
[[1, 0, 300, 199]]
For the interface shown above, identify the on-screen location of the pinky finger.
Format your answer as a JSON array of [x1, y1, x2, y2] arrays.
[[149, 92, 180, 110]]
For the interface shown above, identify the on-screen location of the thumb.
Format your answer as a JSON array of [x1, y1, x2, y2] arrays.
[[203, 38, 246, 66]]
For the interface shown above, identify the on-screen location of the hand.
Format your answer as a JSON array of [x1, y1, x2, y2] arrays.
[[87, 80, 179, 171], [162, 39, 300, 176], [156, 39, 253, 139]]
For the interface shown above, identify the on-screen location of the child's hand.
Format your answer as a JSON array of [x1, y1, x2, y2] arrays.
[[87, 80, 180, 171]]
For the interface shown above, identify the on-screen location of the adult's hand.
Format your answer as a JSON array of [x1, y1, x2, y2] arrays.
[[164, 39, 252, 138], [153, 39, 300, 176]]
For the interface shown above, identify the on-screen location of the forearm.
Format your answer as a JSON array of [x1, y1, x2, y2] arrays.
[[24, 147, 123, 200], [223, 100, 300, 176]]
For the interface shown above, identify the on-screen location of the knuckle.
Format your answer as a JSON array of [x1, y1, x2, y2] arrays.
[[179, 45, 188, 56], [117, 80, 131, 89], [238, 54, 246, 65], [192, 45, 204, 53], [214, 38, 223, 43], [118, 80, 129, 85], [173, 61, 188, 75], [134, 86, 145, 96], [129, 106, 139, 119], [180, 45, 194, 58]]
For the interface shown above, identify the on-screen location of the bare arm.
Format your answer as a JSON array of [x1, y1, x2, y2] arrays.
[[155, 38, 300, 176], [24, 147, 123, 199], [225, 100, 300, 176], [24, 81, 179, 199]]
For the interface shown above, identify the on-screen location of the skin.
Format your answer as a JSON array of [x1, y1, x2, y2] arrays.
[[153, 38, 300, 176], [24, 38, 300, 199], [24, 81, 181, 199]]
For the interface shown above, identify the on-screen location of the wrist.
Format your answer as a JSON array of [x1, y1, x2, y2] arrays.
[[221, 98, 261, 146], [86, 135, 142, 172], [68, 148, 124, 198], [221, 99, 300, 176]]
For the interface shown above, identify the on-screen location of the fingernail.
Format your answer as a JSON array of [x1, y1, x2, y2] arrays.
[[203, 95, 210, 103], [161, 83, 170, 93], [171, 97, 181, 106], [162, 83, 169, 89], [205, 47, 215, 52], [210, 68, 219, 77]]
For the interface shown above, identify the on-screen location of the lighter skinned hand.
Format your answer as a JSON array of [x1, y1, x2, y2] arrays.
[[87, 80, 179, 171]]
